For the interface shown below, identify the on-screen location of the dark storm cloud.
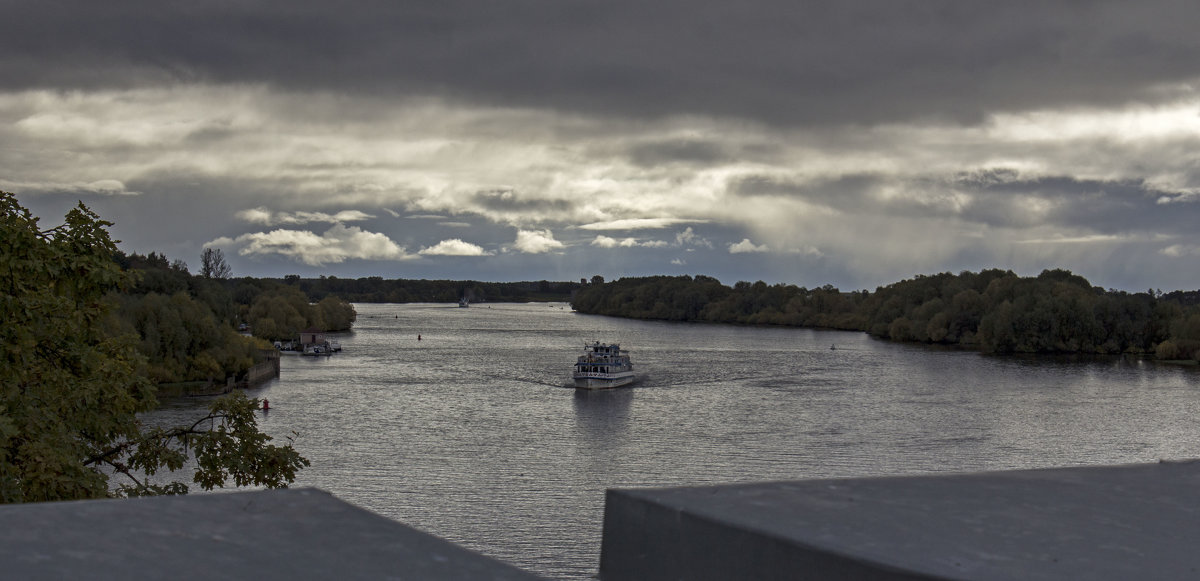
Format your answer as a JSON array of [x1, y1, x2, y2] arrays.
[[731, 173, 881, 208], [626, 138, 731, 167], [956, 172, 1198, 235], [730, 169, 1200, 239], [469, 189, 576, 216], [7, 1, 1200, 126]]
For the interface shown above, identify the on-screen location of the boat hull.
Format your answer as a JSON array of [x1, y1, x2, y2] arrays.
[[573, 373, 636, 390]]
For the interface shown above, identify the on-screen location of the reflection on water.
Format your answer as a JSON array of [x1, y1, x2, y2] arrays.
[[573, 388, 633, 441], [146, 303, 1200, 580]]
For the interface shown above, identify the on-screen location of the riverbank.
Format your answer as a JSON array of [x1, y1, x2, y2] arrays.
[[155, 349, 280, 397], [570, 271, 1200, 359]]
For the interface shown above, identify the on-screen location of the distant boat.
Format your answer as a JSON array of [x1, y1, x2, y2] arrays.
[[459, 297, 470, 308], [573, 342, 635, 389]]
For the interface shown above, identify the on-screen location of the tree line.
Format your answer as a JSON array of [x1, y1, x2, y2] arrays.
[[108, 255, 581, 383], [108, 250, 357, 384], [289, 275, 581, 304], [571, 270, 1200, 360]]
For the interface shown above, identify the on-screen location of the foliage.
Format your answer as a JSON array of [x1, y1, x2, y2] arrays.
[[289, 276, 580, 303], [0, 192, 306, 502], [315, 295, 357, 331], [105, 392, 309, 497], [571, 269, 1200, 359], [239, 285, 357, 340], [105, 291, 261, 383], [111, 251, 265, 384], [247, 285, 316, 341], [199, 247, 232, 279]]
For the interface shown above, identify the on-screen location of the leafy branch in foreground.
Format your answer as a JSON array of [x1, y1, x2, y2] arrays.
[[89, 392, 310, 498], [0, 190, 308, 503]]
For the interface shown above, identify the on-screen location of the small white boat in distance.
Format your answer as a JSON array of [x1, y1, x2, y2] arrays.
[[573, 342, 635, 389]]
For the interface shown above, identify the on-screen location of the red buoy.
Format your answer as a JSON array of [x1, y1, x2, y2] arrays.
[[262, 399, 270, 410]]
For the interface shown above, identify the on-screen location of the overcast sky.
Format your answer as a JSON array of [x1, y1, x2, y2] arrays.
[[5, 1, 1200, 291]]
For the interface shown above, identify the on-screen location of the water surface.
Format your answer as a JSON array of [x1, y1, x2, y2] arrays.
[[151, 302, 1200, 579]]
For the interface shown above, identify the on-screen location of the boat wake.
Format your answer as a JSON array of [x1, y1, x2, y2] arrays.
[[647, 372, 786, 389], [476, 372, 568, 389]]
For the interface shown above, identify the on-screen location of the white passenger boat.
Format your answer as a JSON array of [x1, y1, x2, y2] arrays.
[[573, 342, 635, 389]]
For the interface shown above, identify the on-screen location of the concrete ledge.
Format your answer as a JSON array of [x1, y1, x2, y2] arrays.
[[600, 461, 1200, 580], [0, 487, 546, 580]]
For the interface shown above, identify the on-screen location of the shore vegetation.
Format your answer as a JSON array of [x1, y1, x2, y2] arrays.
[[571, 271, 1200, 360], [0, 191, 307, 502]]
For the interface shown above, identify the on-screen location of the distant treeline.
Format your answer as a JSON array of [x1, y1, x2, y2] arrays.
[[288, 275, 581, 304], [571, 269, 1200, 359]]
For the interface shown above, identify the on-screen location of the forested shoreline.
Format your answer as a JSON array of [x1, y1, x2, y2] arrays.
[[290, 275, 580, 304], [570, 270, 1200, 360], [108, 252, 357, 387], [109, 253, 580, 387]]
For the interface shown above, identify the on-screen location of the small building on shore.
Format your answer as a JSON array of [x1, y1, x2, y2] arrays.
[[299, 327, 326, 347]]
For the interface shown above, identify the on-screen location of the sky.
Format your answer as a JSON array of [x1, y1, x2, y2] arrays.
[[4, 1, 1200, 291]]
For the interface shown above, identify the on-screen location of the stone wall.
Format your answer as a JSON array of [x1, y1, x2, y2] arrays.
[[241, 349, 280, 388]]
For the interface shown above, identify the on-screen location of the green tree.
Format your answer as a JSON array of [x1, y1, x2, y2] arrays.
[[0, 192, 307, 502], [247, 286, 313, 341], [315, 296, 357, 332], [108, 291, 261, 383], [199, 248, 232, 279]]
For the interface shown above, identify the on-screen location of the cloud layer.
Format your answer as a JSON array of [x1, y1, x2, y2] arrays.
[[5, 1, 1200, 290]]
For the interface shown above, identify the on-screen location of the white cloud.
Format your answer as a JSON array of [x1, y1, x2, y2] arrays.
[[419, 239, 494, 256], [729, 238, 770, 253], [591, 235, 619, 248], [670, 258, 686, 265], [0, 178, 140, 196], [592, 235, 667, 248], [235, 207, 375, 226], [221, 224, 414, 266], [578, 218, 706, 231], [235, 207, 274, 225], [514, 229, 565, 254], [1161, 244, 1200, 257], [786, 245, 824, 257], [84, 179, 138, 195], [438, 221, 472, 228], [674, 227, 713, 248], [1016, 234, 1126, 244], [325, 210, 376, 222]]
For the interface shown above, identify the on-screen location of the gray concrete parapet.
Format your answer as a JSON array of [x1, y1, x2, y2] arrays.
[[600, 460, 1200, 580], [0, 487, 546, 580]]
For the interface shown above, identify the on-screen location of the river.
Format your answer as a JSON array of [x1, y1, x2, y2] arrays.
[[149, 302, 1200, 579]]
